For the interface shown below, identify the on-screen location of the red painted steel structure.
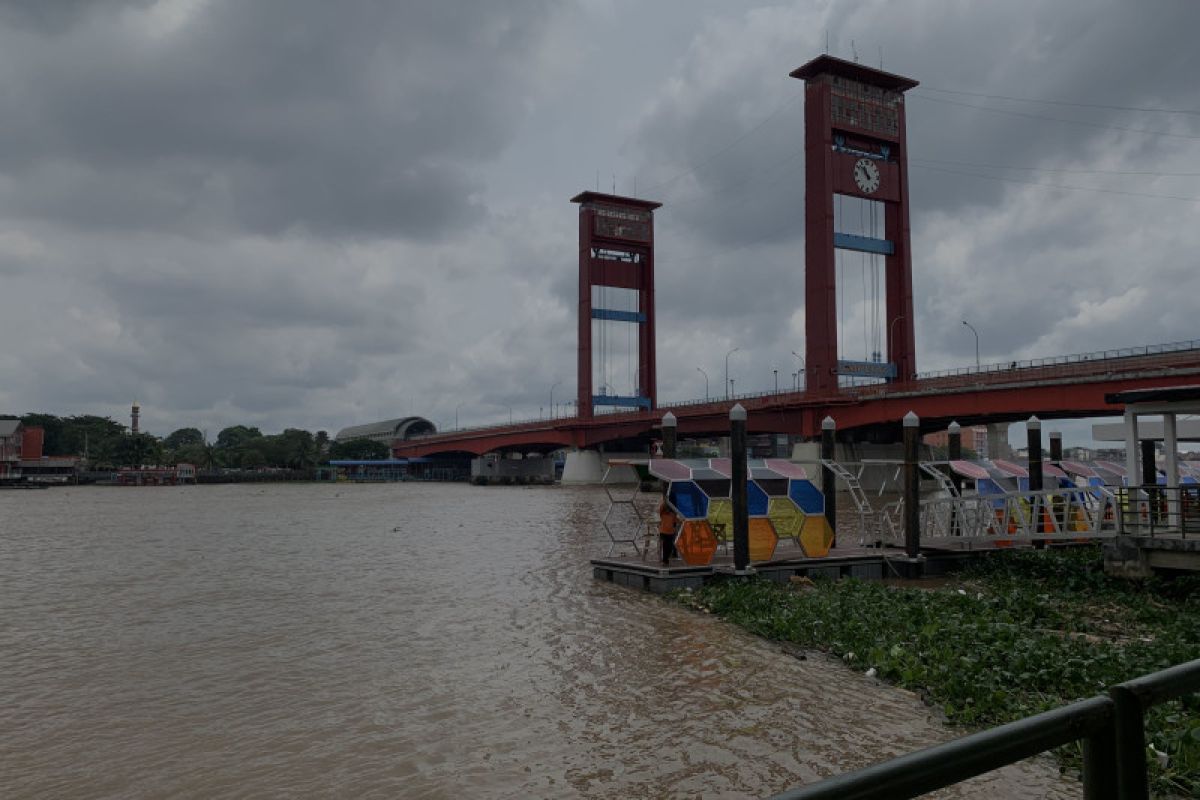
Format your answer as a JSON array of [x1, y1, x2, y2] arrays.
[[571, 191, 662, 418], [792, 55, 918, 391], [393, 349, 1200, 458]]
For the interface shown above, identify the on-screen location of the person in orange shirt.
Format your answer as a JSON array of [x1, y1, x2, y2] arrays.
[[658, 497, 678, 565]]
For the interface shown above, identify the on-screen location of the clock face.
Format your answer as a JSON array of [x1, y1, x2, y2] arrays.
[[853, 158, 881, 194]]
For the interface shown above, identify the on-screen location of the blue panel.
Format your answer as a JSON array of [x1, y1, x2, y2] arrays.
[[834, 232, 895, 255], [668, 480, 709, 520], [747, 481, 769, 516], [591, 308, 647, 323], [592, 395, 652, 409], [788, 479, 825, 514]]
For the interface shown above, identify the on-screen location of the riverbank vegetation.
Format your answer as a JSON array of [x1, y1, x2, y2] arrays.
[[674, 548, 1199, 796], [0, 413, 387, 470]]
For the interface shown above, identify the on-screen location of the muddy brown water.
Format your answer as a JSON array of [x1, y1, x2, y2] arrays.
[[0, 483, 1075, 798]]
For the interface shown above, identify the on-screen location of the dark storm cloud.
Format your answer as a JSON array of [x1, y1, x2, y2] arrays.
[[0, 0, 556, 238]]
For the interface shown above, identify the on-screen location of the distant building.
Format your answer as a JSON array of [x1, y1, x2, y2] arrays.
[[922, 425, 989, 458], [333, 417, 436, 446]]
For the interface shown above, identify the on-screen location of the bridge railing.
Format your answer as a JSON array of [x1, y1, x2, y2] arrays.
[[915, 337, 1200, 381], [769, 658, 1200, 800]]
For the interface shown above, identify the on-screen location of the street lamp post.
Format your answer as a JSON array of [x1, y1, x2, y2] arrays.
[[725, 347, 739, 400], [791, 350, 805, 390], [962, 320, 980, 370], [792, 371, 798, 390], [729, 378, 736, 397], [549, 381, 561, 419], [773, 368, 778, 393], [455, 402, 464, 430], [696, 366, 709, 400]]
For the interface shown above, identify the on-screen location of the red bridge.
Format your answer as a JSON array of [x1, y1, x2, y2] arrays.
[[394, 341, 1200, 458]]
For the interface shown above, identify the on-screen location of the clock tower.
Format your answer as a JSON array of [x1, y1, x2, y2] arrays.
[[791, 55, 919, 392]]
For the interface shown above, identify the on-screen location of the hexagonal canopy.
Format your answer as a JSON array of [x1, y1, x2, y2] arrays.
[[798, 514, 834, 558], [668, 480, 709, 519], [748, 517, 779, 562], [675, 519, 718, 565]]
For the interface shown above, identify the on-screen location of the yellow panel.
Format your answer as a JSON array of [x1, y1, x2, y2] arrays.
[[798, 515, 834, 558], [748, 517, 779, 562], [676, 520, 718, 566], [766, 497, 805, 538], [707, 498, 733, 542]]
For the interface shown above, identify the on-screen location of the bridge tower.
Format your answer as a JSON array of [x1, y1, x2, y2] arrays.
[[571, 191, 662, 418], [792, 56, 919, 393]]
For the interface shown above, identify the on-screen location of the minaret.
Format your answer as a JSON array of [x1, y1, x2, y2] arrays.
[[131, 401, 140, 435]]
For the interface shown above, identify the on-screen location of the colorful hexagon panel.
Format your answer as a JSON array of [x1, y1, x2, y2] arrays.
[[788, 479, 825, 514], [644, 458, 831, 561], [798, 514, 835, 558], [667, 480, 709, 520], [767, 497, 805, 543], [675, 519, 718, 565], [748, 517, 779, 561], [707, 498, 733, 542]]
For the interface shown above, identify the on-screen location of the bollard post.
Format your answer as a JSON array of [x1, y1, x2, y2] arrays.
[[1027, 416, 1043, 492], [947, 422, 962, 536], [1049, 431, 1063, 463], [821, 416, 837, 547], [903, 411, 920, 560], [731, 404, 750, 571], [662, 412, 677, 459], [1027, 416, 1043, 538]]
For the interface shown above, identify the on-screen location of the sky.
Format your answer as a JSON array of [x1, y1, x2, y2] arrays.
[[0, 0, 1198, 446]]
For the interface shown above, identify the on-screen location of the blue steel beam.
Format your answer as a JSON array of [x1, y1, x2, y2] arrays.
[[591, 308, 647, 323], [834, 232, 895, 255]]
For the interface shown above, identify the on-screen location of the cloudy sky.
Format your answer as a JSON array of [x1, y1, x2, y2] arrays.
[[1, 0, 1198, 444]]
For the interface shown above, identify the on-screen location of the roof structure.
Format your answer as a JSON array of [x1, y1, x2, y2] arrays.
[[788, 54, 919, 92], [333, 417, 436, 443], [0, 419, 20, 436]]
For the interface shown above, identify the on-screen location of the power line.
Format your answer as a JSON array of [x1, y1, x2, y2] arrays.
[[920, 86, 1200, 117], [912, 93, 1200, 141], [911, 162, 1200, 202]]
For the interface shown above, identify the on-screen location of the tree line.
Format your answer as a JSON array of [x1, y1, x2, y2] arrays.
[[2, 414, 390, 470]]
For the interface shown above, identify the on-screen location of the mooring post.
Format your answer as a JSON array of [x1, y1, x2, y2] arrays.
[[731, 403, 750, 572], [947, 421, 962, 536], [1027, 416, 1044, 538], [662, 412, 677, 459], [1027, 416, 1043, 492], [903, 411, 920, 559], [821, 416, 837, 547], [1141, 438, 1158, 527], [1049, 430, 1062, 462]]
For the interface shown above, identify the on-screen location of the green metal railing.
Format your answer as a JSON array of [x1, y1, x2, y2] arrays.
[[769, 658, 1200, 800]]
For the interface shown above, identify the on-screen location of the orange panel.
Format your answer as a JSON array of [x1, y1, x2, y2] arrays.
[[798, 515, 834, 558], [748, 517, 779, 562], [675, 520, 718, 566]]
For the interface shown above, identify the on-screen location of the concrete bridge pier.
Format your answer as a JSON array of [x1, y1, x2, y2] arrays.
[[560, 448, 645, 484]]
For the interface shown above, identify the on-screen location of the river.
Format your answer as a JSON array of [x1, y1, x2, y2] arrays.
[[0, 483, 1074, 798]]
